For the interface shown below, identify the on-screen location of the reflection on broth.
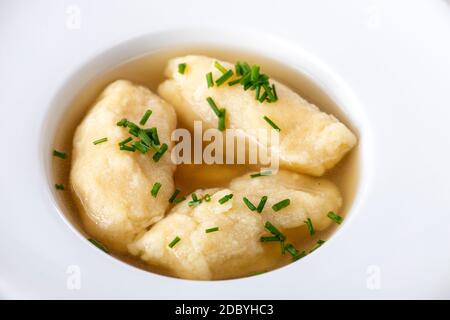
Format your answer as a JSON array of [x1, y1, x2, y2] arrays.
[[51, 45, 359, 280]]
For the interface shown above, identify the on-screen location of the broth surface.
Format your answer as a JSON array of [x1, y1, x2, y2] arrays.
[[52, 45, 359, 278]]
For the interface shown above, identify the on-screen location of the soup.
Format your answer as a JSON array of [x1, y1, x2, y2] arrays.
[[51, 45, 359, 280]]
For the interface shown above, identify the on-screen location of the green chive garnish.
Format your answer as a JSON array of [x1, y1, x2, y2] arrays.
[[53, 150, 66, 159], [260, 236, 280, 242], [205, 227, 219, 233], [305, 218, 315, 236], [280, 240, 285, 255], [272, 84, 278, 100], [148, 127, 160, 145], [256, 196, 268, 213], [152, 143, 168, 162], [116, 118, 128, 127], [168, 236, 181, 248], [138, 130, 154, 149], [174, 196, 186, 204], [169, 189, 181, 203], [228, 78, 241, 86], [263, 116, 281, 132], [235, 62, 243, 76], [132, 141, 149, 154], [93, 137, 108, 145], [327, 211, 344, 224], [178, 63, 186, 74], [243, 197, 257, 211], [88, 238, 109, 254], [118, 137, 132, 146], [206, 97, 221, 116], [272, 199, 290, 212], [218, 194, 233, 204], [55, 183, 64, 190], [285, 244, 305, 261], [250, 170, 272, 178], [188, 192, 202, 207], [214, 61, 227, 74], [206, 72, 214, 88], [139, 109, 152, 125], [215, 69, 233, 86], [120, 145, 135, 152], [218, 109, 226, 131], [203, 194, 211, 202], [310, 239, 325, 253], [151, 182, 161, 198], [251, 65, 260, 81], [264, 221, 286, 241]]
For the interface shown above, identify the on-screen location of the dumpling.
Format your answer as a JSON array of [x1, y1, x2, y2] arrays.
[[229, 170, 342, 231], [158, 55, 357, 176], [128, 188, 269, 280], [129, 170, 342, 280], [70, 80, 177, 253]]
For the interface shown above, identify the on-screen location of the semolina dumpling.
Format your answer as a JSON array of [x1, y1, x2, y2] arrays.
[[158, 55, 357, 176], [70, 80, 177, 253], [129, 170, 342, 280]]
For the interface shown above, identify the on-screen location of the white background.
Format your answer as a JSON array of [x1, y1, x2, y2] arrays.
[[0, 0, 450, 299]]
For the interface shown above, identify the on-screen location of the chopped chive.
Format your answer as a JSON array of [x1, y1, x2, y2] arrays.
[[250, 170, 272, 178], [205, 227, 219, 233], [116, 118, 128, 127], [55, 183, 64, 190], [264, 221, 286, 241], [88, 238, 109, 254], [149, 128, 160, 145], [206, 97, 221, 117], [203, 194, 211, 202], [272, 199, 290, 212], [255, 85, 261, 100], [168, 236, 181, 248], [214, 61, 227, 74], [215, 69, 233, 86], [285, 244, 305, 261], [169, 189, 181, 203], [263, 116, 281, 132], [93, 137, 108, 145], [120, 144, 136, 152], [251, 65, 260, 81], [218, 194, 233, 204], [206, 72, 214, 88], [228, 78, 241, 86], [235, 62, 243, 76], [151, 182, 162, 198], [53, 150, 67, 159], [280, 240, 285, 255], [118, 137, 132, 146], [132, 141, 149, 154], [139, 109, 152, 125], [174, 196, 186, 204], [188, 200, 202, 207], [251, 271, 266, 276], [285, 244, 299, 259], [263, 83, 276, 101], [305, 218, 315, 236], [310, 239, 325, 253], [178, 63, 187, 74], [152, 143, 168, 162], [260, 236, 280, 242], [327, 211, 344, 224], [258, 91, 268, 102], [125, 121, 141, 137], [218, 108, 226, 131], [243, 197, 257, 211], [191, 193, 199, 201], [272, 84, 278, 101], [256, 196, 268, 213], [138, 129, 153, 148]]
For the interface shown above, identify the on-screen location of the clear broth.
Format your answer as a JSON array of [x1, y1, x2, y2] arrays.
[[52, 45, 360, 279]]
